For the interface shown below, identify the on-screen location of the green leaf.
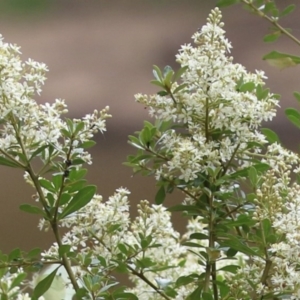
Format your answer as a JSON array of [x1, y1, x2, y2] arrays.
[[181, 242, 203, 248], [163, 65, 173, 77], [217, 0, 239, 7], [0, 156, 21, 168], [80, 140, 96, 149], [263, 51, 300, 69], [157, 90, 169, 96], [113, 292, 138, 300], [155, 119, 172, 132], [235, 76, 244, 91], [164, 68, 174, 88], [239, 82, 256, 93], [46, 193, 55, 207], [117, 243, 128, 255], [187, 286, 202, 300], [66, 180, 87, 194], [266, 234, 277, 244], [19, 204, 45, 216], [9, 151, 27, 164], [107, 223, 122, 234], [176, 274, 198, 287], [32, 266, 60, 299], [128, 135, 141, 145], [280, 4, 296, 18], [219, 234, 259, 257], [10, 272, 27, 290], [150, 80, 166, 89], [203, 292, 214, 300], [271, 7, 279, 18], [155, 185, 166, 205], [29, 145, 49, 161], [164, 287, 178, 298], [225, 214, 256, 227], [8, 248, 21, 262], [173, 83, 188, 94], [253, 163, 270, 174], [261, 128, 280, 144], [73, 121, 85, 136], [66, 118, 74, 134], [219, 280, 230, 298], [27, 248, 41, 259], [58, 245, 71, 258], [218, 265, 239, 273], [285, 107, 300, 119], [52, 174, 63, 190], [263, 32, 281, 43], [115, 261, 128, 273], [173, 66, 188, 81], [141, 239, 150, 250], [256, 84, 270, 100], [39, 178, 56, 193], [128, 141, 145, 151], [136, 257, 156, 269], [139, 127, 151, 146], [69, 169, 87, 181], [60, 128, 71, 138], [75, 288, 89, 299], [60, 185, 96, 219], [263, 2, 276, 14], [153, 65, 163, 81], [70, 158, 85, 165], [229, 163, 269, 179], [285, 108, 300, 129], [190, 233, 209, 240], [261, 218, 271, 237], [293, 92, 300, 105]]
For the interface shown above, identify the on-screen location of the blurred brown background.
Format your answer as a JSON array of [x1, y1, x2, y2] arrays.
[[0, 0, 299, 253]]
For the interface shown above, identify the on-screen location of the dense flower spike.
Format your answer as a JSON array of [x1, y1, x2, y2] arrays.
[[0, 33, 111, 168], [135, 7, 279, 183]]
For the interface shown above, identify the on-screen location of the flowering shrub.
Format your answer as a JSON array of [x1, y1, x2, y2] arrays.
[[1, 2, 300, 300]]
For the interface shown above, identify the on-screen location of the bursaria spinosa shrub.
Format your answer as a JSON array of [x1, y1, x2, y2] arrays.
[[1, 6, 300, 300]]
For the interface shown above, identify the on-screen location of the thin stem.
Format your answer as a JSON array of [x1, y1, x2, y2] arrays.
[[25, 168, 51, 219], [203, 262, 211, 293], [0, 259, 62, 269], [209, 193, 219, 300], [26, 168, 79, 292], [51, 222, 80, 291], [0, 148, 26, 168], [166, 88, 178, 105], [241, 0, 300, 46], [205, 96, 209, 142], [92, 232, 171, 300], [221, 143, 240, 177], [8, 110, 79, 293], [259, 220, 272, 286], [203, 190, 219, 299], [127, 265, 172, 300], [211, 263, 218, 300]]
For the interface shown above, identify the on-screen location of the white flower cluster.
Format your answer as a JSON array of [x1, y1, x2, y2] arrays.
[[36, 190, 213, 299], [133, 7, 300, 299], [135, 7, 279, 183], [0, 34, 111, 166], [225, 143, 300, 298], [0, 270, 27, 299]]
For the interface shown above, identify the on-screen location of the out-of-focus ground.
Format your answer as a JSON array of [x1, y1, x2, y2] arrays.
[[0, 0, 299, 253]]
